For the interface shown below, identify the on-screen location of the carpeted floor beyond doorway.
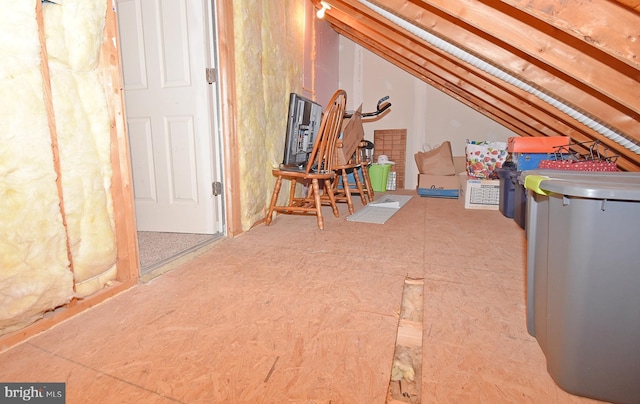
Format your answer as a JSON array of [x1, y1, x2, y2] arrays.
[[0, 191, 603, 403], [137, 231, 220, 273]]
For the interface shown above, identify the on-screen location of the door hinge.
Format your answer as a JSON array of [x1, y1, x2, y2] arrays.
[[212, 181, 222, 196], [206, 67, 216, 84]]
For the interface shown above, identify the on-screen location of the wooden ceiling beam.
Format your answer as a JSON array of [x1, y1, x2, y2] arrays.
[[329, 24, 537, 137], [326, 10, 561, 135], [361, 0, 640, 140], [321, 0, 640, 170], [412, 0, 640, 112], [336, 21, 561, 140], [329, 16, 640, 171], [502, 0, 640, 69], [613, 0, 640, 13], [328, 2, 635, 134]]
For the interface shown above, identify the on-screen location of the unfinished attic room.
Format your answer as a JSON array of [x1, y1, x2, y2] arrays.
[[1, 0, 639, 402]]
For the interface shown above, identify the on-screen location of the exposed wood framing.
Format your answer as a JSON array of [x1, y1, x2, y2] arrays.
[[36, 0, 76, 284], [101, 0, 139, 283], [387, 278, 424, 403], [612, 0, 640, 14], [313, 0, 640, 171], [215, 1, 242, 237], [505, 0, 640, 68]]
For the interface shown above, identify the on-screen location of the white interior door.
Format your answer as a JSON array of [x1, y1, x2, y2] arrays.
[[117, 0, 221, 234]]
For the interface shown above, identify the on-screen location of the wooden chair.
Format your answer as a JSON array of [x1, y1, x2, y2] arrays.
[[357, 140, 375, 202], [330, 141, 368, 214], [329, 112, 378, 211], [265, 90, 347, 230], [344, 140, 375, 203], [332, 95, 389, 206]]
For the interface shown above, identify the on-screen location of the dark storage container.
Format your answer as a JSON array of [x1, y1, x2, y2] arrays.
[[496, 166, 517, 218], [513, 175, 527, 230]]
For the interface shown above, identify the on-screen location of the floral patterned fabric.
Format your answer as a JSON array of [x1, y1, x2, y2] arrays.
[[465, 140, 508, 179]]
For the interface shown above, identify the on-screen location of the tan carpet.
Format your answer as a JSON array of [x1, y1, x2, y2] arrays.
[[137, 231, 220, 272]]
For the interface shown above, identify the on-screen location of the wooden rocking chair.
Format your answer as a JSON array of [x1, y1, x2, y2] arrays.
[[265, 90, 347, 230]]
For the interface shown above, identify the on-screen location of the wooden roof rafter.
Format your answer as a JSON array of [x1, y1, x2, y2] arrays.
[[331, 17, 640, 170], [313, 0, 640, 170], [501, 0, 640, 70], [357, 0, 640, 136], [411, 0, 640, 113]]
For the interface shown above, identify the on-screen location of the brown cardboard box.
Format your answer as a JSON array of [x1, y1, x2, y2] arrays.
[[458, 172, 500, 210], [335, 105, 363, 165], [417, 156, 466, 198]]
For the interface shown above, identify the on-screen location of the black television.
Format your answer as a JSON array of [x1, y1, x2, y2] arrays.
[[281, 93, 323, 168]]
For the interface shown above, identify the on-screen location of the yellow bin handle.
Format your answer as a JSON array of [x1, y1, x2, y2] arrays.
[[524, 175, 550, 195]]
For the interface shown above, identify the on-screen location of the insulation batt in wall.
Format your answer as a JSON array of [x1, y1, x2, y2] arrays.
[[43, 0, 117, 296], [0, 1, 74, 335], [0, 0, 117, 335], [232, 1, 305, 231]]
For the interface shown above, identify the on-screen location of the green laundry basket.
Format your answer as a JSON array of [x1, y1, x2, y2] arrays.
[[369, 163, 391, 192]]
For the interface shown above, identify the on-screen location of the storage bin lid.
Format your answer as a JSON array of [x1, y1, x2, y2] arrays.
[[523, 170, 640, 200], [520, 169, 640, 182]]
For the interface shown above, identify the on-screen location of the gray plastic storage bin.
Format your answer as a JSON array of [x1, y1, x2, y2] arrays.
[[523, 170, 640, 404], [523, 170, 640, 338]]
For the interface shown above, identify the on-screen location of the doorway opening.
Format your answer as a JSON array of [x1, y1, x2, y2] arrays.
[[117, 0, 225, 276]]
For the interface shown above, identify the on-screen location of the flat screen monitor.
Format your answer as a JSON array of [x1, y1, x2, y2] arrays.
[[281, 93, 323, 168]]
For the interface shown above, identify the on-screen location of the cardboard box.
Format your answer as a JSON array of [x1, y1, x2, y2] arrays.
[[417, 156, 466, 198], [335, 105, 364, 165], [458, 172, 500, 210], [507, 136, 570, 153], [418, 174, 459, 198]]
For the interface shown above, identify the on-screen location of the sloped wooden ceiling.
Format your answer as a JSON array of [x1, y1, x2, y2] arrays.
[[314, 0, 640, 171]]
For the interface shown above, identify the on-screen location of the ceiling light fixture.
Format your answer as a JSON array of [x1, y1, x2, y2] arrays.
[[316, 1, 331, 19]]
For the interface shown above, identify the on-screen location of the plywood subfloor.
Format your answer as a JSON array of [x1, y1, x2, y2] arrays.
[[0, 192, 604, 403]]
